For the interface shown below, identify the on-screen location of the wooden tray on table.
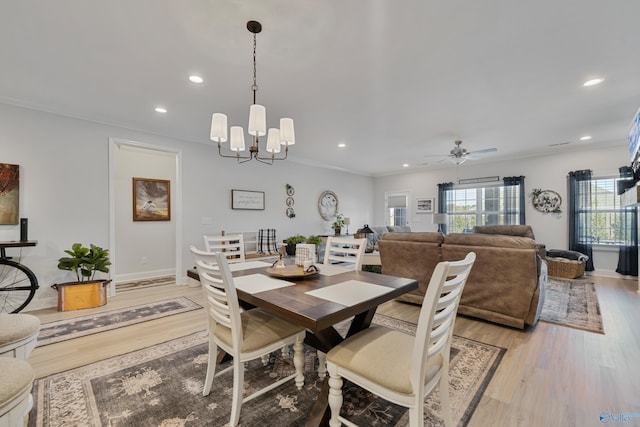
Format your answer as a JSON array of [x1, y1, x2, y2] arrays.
[[265, 264, 319, 280]]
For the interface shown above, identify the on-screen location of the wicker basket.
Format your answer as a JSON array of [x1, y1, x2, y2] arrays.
[[546, 257, 586, 279]]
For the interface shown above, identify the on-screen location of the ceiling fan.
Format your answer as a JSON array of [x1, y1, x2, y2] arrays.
[[423, 140, 497, 165]]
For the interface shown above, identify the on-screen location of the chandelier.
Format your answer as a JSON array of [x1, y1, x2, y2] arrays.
[[209, 20, 295, 164]]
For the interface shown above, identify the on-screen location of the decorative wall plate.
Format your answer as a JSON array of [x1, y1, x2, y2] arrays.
[[532, 189, 562, 213], [318, 190, 338, 220], [286, 197, 294, 207]]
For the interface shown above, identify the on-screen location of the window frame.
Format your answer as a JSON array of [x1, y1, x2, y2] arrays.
[[443, 182, 522, 233], [578, 175, 630, 247]]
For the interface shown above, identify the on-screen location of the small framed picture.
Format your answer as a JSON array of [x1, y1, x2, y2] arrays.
[[416, 197, 434, 214], [133, 178, 171, 221], [232, 190, 265, 210]]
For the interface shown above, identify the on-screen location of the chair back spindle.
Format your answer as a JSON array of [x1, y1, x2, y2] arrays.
[[323, 237, 367, 270]]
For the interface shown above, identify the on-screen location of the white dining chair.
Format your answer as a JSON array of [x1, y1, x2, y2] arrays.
[[193, 251, 305, 427], [325, 252, 476, 427], [203, 234, 246, 263], [323, 237, 367, 270], [316, 236, 368, 378]]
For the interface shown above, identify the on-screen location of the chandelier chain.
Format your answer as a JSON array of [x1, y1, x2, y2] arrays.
[[252, 33, 258, 104]]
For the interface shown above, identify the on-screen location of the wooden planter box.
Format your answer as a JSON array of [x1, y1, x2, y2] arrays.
[[52, 280, 110, 311]]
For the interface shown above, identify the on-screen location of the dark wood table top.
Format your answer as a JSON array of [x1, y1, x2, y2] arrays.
[[189, 264, 418, 333], [232, 266, 417, 333]]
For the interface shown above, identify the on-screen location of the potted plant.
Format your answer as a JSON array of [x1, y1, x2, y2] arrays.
[[331, 213, 346, 235], [284, 234, 307, 256], [306, 235, 322, 247], [53, 243, 112, 311]]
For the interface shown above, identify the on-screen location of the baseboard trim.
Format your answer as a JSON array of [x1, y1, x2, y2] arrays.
[[115, 268, 175, 283]]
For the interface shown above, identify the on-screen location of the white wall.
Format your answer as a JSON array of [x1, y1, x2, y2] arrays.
[[374, 144, 630, 276], [0, 103, 374, 310]]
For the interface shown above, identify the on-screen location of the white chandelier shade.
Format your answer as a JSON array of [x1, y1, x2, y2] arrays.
[[266, 128, 281, 153], [248, 104, 266, 137], [210, 113, 228, 143], [229, 126, 245, 152], [279, 118, 295, 145]]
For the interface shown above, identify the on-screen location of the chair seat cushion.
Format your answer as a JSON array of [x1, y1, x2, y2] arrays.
[[327, 326, 440, 396], [0, 358, 34, 407], [0, 313, 40, 346], [214, 309, 304, 353]]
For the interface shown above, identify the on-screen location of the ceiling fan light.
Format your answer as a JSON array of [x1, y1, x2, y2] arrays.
[[248, 104, 266, 136], [210, 113, 228, 142], [449, 156, 467, 165]]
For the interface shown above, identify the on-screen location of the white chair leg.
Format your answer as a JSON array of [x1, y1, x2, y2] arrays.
[[261, 354, 269, 365], [317, 350, 327, 378], [439, 370, 453, 427], [328, 371, 343, 427], [202, 338, 218, 396], [230, 360, 245, 427], [282, 344, 290, 358], [293, 338, 304, 389]]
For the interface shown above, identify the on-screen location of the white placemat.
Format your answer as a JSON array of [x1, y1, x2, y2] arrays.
[[317, 264, 352, 276], [305, 280, 391, 306], [233, 273, 293, 294]]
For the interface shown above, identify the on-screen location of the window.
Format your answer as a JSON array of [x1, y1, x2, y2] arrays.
[[443, 183, 523, 233], [386, 192, 408, 227], [579, 177, 628, 246]]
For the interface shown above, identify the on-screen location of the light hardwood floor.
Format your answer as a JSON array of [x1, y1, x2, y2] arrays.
[[26, 275, 640, 427]]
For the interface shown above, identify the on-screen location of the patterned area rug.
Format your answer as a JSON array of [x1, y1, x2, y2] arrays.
[[36, 297, 202, 346], [30, 315, 505, 427], [540, 278, 604, 334], [116, 275, 176, 291]]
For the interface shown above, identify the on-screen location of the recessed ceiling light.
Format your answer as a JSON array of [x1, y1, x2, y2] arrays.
[[155, 107, 167, 113], [583, 78, 604, 87], [580, 135, 592, 141], [338, 143, 346, 148], [189, 75, 204, 84], [402, 163, 409, 168]]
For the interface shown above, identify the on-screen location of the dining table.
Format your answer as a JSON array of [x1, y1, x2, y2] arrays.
[[187, 260, 418, 426]]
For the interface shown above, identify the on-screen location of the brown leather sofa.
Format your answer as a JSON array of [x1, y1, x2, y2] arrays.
[[378, 228, 547, 329]]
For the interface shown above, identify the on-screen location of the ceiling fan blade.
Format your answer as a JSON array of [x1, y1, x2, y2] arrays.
[[468, 147, 497, 155]]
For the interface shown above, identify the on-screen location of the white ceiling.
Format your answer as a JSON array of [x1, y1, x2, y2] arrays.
[[1, 1, 639, 176]]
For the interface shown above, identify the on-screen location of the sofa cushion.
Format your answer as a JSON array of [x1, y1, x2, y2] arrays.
[[381, 232, 443, 244], [473, 225, 536, 239], [444, 232, 536, 249]]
